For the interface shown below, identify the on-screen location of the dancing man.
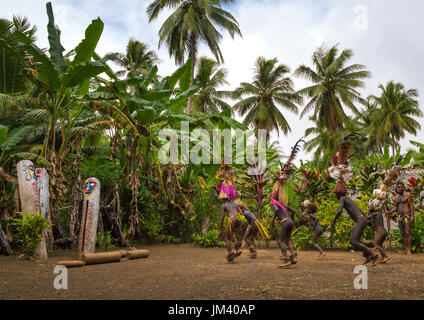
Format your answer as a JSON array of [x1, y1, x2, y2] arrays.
[[331, 180, 381, 265], [300, 201, 326, 258], [271, 139, 304, 268], [329, 134, 380, 265], [386, 182, 415, 255], [217, 164, 242, 262], [365, 163, 403, 264], [367, 199, 390, 263]]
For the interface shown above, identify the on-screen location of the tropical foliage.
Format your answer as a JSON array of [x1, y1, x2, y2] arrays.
[[0, 2, 423, 256]]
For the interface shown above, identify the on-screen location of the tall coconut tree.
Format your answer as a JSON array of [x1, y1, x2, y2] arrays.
[[294, 45, 371, 135], [232, 57, 302, 139], [146, 0, 242, 113], [113, 38, 159, 78], [356, 99, 393, 154], [370, 81, 422, 157], [191, 56, 231, 114]]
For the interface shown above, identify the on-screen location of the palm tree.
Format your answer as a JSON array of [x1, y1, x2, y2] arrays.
[[370, 81, 422, 157], [304, 126, 341, 169], [232, 57, 302, 139], [357, 99, 393, 154], [294, 45, 371, 135], [304, 115, 367, 168], [191, 56, 231, 114], [0, 16, 37, 95], [113, 38, 159, 78], [146, 0, 242, 113]]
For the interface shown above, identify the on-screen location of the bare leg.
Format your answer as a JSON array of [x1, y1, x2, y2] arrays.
[[405, 220, 412, 255], [278, 220, 293, 268], [224, 221, 236, 261], [399, 221, 408, 254], [244, 225, 258, 258], [374, 229, 389, 260], [350, 218, 379, 264], [312, 226, 325, 257]]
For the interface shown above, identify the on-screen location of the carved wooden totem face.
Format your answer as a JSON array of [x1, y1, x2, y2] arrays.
[[84, 179, 97, 200]]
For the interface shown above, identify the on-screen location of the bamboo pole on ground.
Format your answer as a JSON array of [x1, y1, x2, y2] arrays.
[[81, 251, 121, 265], [126, 250, 149, 260]]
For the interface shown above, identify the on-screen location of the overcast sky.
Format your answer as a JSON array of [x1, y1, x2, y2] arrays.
[[2, 0, 424, 162]]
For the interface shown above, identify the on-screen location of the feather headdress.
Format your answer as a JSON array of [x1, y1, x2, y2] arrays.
[[217, 163, 236, 200], [376, 157, 404, 198], [369, 163, 404, 210], [276, 138, 305, 180], [329, 134, 357, 183], [272, 138, 304, 206]]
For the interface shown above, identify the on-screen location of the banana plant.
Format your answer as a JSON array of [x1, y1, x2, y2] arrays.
[[14, 2, 116, 165], [0, 125, 6, 144], [406, 140, 424, 168]]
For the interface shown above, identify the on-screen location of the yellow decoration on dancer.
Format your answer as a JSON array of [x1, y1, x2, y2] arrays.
[[254, 220, 270, 240]]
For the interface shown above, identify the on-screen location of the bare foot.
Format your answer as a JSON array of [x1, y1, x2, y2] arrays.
[[381, 256, 391, 264], [318, 252, 326, 259], [372, 254, 382, 267], [226, 252, 236, 262], [278, 262, 291, 268], [363, 254, 376, 265]]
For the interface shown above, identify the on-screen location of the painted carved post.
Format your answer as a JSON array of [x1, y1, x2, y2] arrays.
[[78, 178, 100, 256], [16, 160, 48, 259], [35, 168, 49, 254]]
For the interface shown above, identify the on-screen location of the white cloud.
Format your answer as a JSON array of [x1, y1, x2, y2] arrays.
[[2, 0, 423, 163]]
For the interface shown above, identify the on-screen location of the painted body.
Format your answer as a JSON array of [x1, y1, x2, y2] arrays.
[[332, 195, 379, 264], [218, 199, 242, 261], [386, 183, 415, 255]]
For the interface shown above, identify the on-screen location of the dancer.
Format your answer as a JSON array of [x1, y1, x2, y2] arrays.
[[365, 163, 403, 264], [300, 201, 326, 258], [331, 180, 381, 265], [218, 196, 243, 262], [386, 182, 415, 255], [234, 191, 269, 258], [217, 164, 242, 262], [367, 200, 390, 263], [271, 139, 304, 268], [329, 134, 381, 266]]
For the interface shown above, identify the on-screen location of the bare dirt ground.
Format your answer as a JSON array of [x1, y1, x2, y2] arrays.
[[0, 244, 423, 300]]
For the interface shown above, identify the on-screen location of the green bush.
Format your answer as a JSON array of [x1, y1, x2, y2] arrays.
[[139, 211, 166, 242], [97, 231, 112, 251], [192, 231, 225, 247], [10, 213, 51, 258]]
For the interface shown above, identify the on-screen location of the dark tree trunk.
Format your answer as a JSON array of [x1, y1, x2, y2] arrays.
[[67, 136, 83, 246], [186, 33, 197, 114], [0, 224, 11, 255]]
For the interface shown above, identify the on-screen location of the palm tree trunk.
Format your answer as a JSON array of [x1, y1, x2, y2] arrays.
[[339, 125, 344, 139], [186, 34, 197, 114], [391, 135, 396, 158]]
